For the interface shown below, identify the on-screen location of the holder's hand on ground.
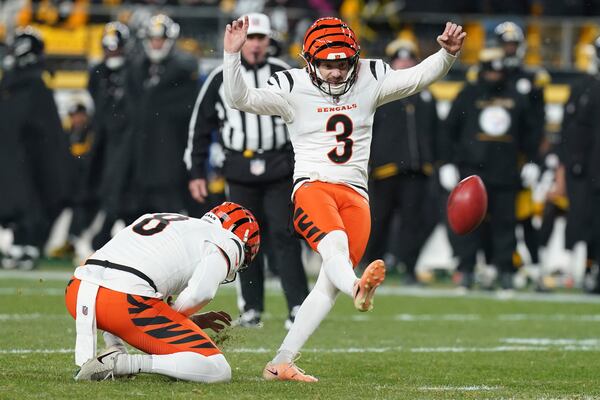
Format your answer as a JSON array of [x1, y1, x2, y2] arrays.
[[224, 15, 248, 53], [190, 311, 232, 333], [437, 22, 466, 55]]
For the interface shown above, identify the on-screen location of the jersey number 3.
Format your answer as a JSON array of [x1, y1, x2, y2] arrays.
[[326, 114, 354, 164], [133, 213, 189, 236]]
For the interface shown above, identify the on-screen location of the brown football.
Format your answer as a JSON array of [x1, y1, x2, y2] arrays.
[[447, 175, 488, 235]]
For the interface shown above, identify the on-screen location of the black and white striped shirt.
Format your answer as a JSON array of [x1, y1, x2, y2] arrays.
[[184, 56, 290, 179]]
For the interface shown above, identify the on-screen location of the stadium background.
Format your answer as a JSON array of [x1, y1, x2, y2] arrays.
[[1, 0, 597, 287], [3, 2, 600, 398]]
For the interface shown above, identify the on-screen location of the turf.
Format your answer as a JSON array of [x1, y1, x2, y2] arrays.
[[2, 266, 600, 399]]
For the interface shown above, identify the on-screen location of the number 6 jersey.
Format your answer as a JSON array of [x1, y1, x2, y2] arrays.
[[222, 49, 456, 199]]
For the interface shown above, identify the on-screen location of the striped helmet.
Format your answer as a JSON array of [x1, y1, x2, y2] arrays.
[[302, 17, 360, 97], [209, 202, 260, 269]]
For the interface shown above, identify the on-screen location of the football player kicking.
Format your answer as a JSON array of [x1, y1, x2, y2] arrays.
[[65, 202, 260, 383], [223, 16, 466, 381]]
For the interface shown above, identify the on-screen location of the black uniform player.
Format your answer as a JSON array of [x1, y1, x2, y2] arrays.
[[367, 38, 440, 284], [0, 27, 70, 269], [440, 47, 541, 290]]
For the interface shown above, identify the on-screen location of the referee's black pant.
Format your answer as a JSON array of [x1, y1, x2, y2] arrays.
[[227, 177, 308, 315]]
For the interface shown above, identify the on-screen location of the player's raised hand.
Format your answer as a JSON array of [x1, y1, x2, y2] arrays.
[[437, 22, 467, 56], [224, 15, 248, 53]]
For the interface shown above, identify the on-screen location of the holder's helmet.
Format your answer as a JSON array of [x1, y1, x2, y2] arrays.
[[205, 202, 260, 270]]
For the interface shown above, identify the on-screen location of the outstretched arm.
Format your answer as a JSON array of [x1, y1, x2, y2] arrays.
[[172, 242, 229, 316], [377, 22, 466, 107], [223, 16, 294, 122]]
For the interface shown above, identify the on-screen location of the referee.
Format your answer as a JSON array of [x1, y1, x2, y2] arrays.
[[185, 13, 308, 328]]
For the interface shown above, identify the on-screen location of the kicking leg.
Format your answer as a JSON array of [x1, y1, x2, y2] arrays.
[[316, 229, 385, 311]]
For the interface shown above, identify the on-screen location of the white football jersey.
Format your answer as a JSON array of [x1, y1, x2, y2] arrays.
[[74, 213, 244, 298], [223, 49, 456, 198]]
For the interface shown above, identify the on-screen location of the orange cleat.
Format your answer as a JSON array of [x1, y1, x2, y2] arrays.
[[353, 259, 386, 312], [262, 361, 318, 382]]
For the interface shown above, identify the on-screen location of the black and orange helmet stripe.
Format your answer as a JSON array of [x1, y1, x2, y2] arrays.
[[302, 17, 359, 63], [209, 202, 260, 267]]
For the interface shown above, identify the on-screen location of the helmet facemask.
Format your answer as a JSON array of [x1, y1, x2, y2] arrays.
[[102, 21, 129, 69], [494, 21, 525, 69], [7, 27, 45, 70], [302, 17, 360, 98], [304, 52, 360, 97], [142, 14, 180, 63]]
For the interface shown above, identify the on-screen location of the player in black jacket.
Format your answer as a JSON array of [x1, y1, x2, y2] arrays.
[[439, 47, 541, 290], [86, 21, 133, 249], [366, 38, 440, 284], [125, 14, 199, 217], [0, 27, 70, 269], [495, 21, 549, 268], [560, 36, 600, 290]]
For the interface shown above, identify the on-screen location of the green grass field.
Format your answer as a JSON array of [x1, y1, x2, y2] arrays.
[[2, 265, 600, 399]]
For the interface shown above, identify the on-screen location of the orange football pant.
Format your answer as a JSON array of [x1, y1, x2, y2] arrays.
[[293, 181, 371, 266], [65, 277, 220, 356]]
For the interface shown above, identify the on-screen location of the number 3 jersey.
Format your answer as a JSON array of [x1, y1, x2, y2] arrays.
[[74, 214, 244, 298], [223, 50, 456, 199]]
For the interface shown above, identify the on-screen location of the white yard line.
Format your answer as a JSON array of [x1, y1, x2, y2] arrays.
[[0, 348, 73, 354], [324, 314, 600, 323], [419, 385, 501, 391], [4, 342, 600, 355], [4, 268, 600, 304], [0, 270, 74, 280], [411, 345, 600, 352], [0, 313, 68, 320], [0, 288, 66, 296], [3, 309, 600, 325], [395, 314, 481, 321], [501, 338, 600, 346]]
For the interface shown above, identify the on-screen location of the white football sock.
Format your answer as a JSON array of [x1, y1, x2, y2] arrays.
[[114, 353, 152, 375], [151, 352, 231, 383], [272, 269, 338, 364], [116, 352, 231, 383], [317, 230, 357, 297]]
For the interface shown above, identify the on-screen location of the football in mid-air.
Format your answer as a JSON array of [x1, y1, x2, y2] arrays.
[[447, 175, 488, 235]]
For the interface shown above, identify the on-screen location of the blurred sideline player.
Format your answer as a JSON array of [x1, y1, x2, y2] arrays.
[[560, 35, 600, 291], [496, 21, 549, 273], [466, 21, 549, 273], [367, 38, 440, 285], [65, 202, 260, 383], [439, 47, 540, 291], [222, 16, 465, 380]]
